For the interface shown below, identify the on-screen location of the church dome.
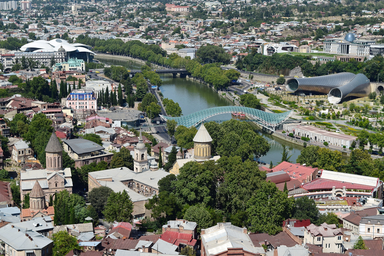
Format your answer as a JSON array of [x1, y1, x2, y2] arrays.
[[193, 124, 212, 143], [30, 181, 45, 198], [136, 130, 146, 149], [344, 33, 356, 43], [45, 132, 63, 153]]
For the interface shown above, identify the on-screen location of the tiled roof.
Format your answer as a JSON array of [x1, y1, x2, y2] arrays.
[[160, 231, 197, 246], [0, 181, 12, 203], [138, 234, 160, 243], [302, 178, 375, 191], [249, 231, 298, 248], [271, 161, 318, 183], [266, 171, 290, 184], [30, 181, 44, 198], [306, 223, 342, 237]]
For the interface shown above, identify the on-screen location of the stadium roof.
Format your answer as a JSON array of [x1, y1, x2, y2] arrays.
[[20, 39, 95, 54]]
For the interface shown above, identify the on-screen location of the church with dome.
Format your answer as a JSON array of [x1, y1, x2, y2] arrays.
[[170, 124, 220, 175], [20, 133, 73, 220]]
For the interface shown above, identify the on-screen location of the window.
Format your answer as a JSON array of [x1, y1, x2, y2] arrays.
[[317, 237, 321, 241], [368, 228, 371, 233], [378, 229, 380, 234], [338, 236, 341, 240]]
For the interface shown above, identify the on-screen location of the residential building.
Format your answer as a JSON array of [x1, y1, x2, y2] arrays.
[[304, 223, 344, 253], [162, 219, 197, 239], [53, 58, 85, 72], [20, 133, 73, 202], [88, 167, 169, 218], [65, 89, 97, 111], [62, 138, 113, 168], [0, 224, 53, 256], [201, 223, 264, 256], [0, 181, 13, 207], [12, 140, 33, 164], [0, 118, 10, 137], [14, 50, 66, 68], [107, 222, 132, 239], [359, 215, 384, 239], [343, 207, 378, 234]]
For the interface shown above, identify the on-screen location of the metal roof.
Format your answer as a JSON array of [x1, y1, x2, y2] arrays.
[[63, 138, 104, 155]]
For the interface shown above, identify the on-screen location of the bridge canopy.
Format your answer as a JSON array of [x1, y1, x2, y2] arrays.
[[161, 106, 291, 130]]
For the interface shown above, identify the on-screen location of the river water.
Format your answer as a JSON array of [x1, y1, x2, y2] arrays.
[[96, 56, 302, 165]]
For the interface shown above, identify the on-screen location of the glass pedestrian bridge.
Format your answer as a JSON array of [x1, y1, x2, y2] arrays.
[[161, 106, 292, 131]]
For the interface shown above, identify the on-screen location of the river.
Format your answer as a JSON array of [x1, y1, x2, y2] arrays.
[[96, 55, 303, 165]]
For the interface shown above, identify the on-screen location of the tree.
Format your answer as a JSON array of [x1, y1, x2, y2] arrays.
[[317, 212, 340, 226], [139, 93, 157, 112], [296, 145, 319, 166], [175, 126, 197, 149], [180, 247, 196, 256], [52, 231, 80, 256], [164, 146, 177, 171], [118, 84, 124, 106], [246, 182, 294, 235], [82, 134, 103, 146], [239, 94, 261, 109], [23, 193, 30, 209], [147, 102, 161, 119], [167, 120, 177, 138], [163, 98, 182, 117], [353, 236, 368, 250], [158, 147, 163, 168], [281, 145, 292, 162], [103, 190, 133, 222], [88, 186, 113, 217], [276, 77, 286, 85], [292, 197, 319, 223], [183, 205, 213, 232], [196, 45, 231, 64], [110, 147, 134, 169]]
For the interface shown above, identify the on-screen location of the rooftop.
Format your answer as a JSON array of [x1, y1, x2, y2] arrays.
[[193, 124, 212, 143], [305, 223, 342, 237], [63, 138, 104, 155], [162, 219, 197, 231]]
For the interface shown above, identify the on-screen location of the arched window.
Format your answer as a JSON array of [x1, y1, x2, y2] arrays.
[[141, 153, 145, 160]]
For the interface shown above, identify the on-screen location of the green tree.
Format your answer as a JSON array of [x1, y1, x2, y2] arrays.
[[196, 45, 231, 64], [353, 236, 368, 250], [183, 205, 213, 232], [276, 77, 286, 85], [82, 134, 103, 146], [180, 247, 196, 256], [103, 190, 133, 222], [167, 120, 177, 138], [110, 147, 134, 169], [118, 84, 124, 106], [23, 193, 30, 209], [147, 102, 161, 119], [316, 212, 340, 226], [158, 147, 163, 168], [163, 98, 182, 117], [88, 186, 113, 217], [239, 94, 261, 109], [246, 182, 294, 235], [164, 146, 177, 171], [175, 126, 197, 149], [292, 197, 319, 223], [139, 93, 157, 112], [52, 231, 80, 256], [281, 145, 292, 162]]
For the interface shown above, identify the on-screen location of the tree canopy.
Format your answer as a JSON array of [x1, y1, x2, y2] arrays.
[[88, 186, 114, 217], [103, 190, 134, 222], [53, 231, 80, 256]]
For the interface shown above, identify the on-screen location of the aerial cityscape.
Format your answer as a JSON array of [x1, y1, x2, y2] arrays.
[[0, 0, 383, 255]]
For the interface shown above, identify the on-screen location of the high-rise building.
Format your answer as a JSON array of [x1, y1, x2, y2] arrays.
[[20, 1, 30, 10]]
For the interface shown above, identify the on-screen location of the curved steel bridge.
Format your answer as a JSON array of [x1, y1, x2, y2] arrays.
[[160, 106, 292, 131]]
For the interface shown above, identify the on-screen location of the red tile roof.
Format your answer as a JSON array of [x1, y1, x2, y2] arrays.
[[249, 231, 298, 248], [302, 178, 375, 191], [160, 231, 197, 246], [55, 130, 67, 139], [272, 161, 318, 184], [343, 208, 378, 225], [0, 181, 12, 204]]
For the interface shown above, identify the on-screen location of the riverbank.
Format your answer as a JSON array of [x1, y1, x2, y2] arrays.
[[95, 53, 165, 70]]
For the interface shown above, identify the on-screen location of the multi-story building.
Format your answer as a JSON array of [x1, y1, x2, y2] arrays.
[[62, 138, 113, 168], [343, 208, 378, 234], [359, 215, 384, 239], [0, 224, 53, 256], [12, 140, 33, 164], [14, 50, 66, 68], [0, 1, 17, 10], [304, 223, 344, 253], [20, 1, 30, 10], [53, 58, 85, 72], [65, 89, 97, 111]]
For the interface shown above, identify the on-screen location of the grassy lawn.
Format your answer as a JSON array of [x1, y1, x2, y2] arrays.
[[335, 124, 362, 136], [272, 109, 286, 113], [316, 200, 348, 206]]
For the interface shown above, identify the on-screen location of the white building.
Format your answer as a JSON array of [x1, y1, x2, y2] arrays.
[[304, 223, 344, 254], [283, 124, 356, 148], [85, 80, 112, 93], [359, 215, 384, 239]]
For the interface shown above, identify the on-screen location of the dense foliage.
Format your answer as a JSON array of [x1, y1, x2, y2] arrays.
[[103, 190, 134, 222], [163, 98, 182, 117], [52, 231, 80, 256], [237, 52, 384, 82]]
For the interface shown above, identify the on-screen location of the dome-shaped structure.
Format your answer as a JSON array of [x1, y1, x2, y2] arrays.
[[58, 46, 66, 52], [136, 130, 146, 150], [193, 124, 212, 160], [45, 133, 62, 153], [344, 33, 356, 43]]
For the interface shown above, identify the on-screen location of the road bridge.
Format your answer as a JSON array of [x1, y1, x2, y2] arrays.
[[160, 106, 292, 131]]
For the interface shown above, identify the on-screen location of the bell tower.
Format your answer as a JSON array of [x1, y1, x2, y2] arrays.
[[45, 133, 63, 172], [134, 130, 148, 173]]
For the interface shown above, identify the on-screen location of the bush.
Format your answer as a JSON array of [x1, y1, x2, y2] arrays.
[[308, 116, 315, 120], [343, 145, 346, 149], [301, 137, 310, 142], [276, 77, 286, 85], [282, 131, 286, 134], [288, 133, 294, 137], [324, 142, 329, 146]]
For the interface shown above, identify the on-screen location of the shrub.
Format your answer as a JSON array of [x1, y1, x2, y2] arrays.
[[288, 133, 294, 137], [308, 116, 315, 120], [282, 131, 286, 134], [301, 137, 310, 142], [324, 142, 329, 146]]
